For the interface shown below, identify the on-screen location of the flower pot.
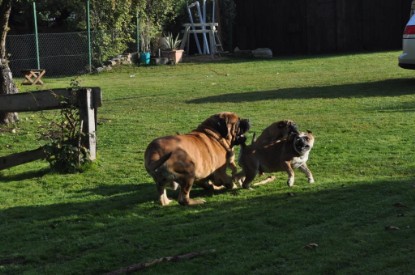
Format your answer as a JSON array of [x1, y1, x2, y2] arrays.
[[140, 52, 151, 65], [161, 49, 184, 64]]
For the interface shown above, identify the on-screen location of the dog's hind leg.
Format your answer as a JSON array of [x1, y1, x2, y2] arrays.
[[298, 163, 314, 183], [157, 184, 172, 206], [178, 179, 206, 206], [253, 175, 276, 186]]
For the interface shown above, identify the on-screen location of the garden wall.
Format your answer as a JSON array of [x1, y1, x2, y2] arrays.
[[233, 0, 412, 55]]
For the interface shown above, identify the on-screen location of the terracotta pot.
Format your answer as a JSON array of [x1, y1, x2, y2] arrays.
[[161, 49, 184, 64]]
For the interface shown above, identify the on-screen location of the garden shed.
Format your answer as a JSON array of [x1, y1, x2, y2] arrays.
[[233, 0, 412, 55]]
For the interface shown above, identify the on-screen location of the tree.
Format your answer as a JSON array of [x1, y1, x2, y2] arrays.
[[0, 0, 19, 124]]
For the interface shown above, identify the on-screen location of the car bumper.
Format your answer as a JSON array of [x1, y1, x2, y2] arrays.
[[399, 51, 415, 69], [399, 62, 415, 69]]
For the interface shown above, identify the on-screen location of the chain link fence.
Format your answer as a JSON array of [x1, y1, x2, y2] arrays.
[[7, 32, 90, 77]]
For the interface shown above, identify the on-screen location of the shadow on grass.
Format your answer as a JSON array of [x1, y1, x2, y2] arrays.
[[0, 168, 51, 182], [1, 178, 413, 224], [1, 178, 414, 273], [74, 183, 145, 197], [187, 78, 415, 104]]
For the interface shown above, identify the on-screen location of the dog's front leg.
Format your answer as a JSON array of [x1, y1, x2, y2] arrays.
[[298, 163, 314, 183], [212, 167, 235, 189], [241, 170, 257, 189], [238, 155, 258, 189], [284, 162, 295, 187], [227, 151, 238, 178], [233, 170, 245, 188]]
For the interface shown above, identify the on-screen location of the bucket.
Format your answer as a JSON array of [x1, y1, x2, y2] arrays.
[[140, 52, 150, 65]]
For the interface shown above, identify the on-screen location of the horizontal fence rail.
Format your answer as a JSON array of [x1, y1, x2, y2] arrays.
[[0, 87, 102, 170]]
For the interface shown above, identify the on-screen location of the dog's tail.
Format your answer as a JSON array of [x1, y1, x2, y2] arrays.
[[147, 152, 172, 172]]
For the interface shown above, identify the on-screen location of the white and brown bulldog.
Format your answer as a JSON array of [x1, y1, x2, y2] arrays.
[[144, 112, 250, 206], [238, 128, 315, 189]]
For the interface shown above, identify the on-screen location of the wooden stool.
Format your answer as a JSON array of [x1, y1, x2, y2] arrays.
[[21, 69, 46, 85]]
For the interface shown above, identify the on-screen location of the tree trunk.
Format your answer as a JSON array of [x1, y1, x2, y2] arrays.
[[0, 0, 19, 124]]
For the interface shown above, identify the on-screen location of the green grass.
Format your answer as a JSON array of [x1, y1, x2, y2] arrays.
[[1, 51, 415, 274]]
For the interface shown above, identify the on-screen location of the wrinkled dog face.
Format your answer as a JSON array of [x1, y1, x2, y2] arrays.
[[293, 131, 314, 155], [233, 118, 250, 145]]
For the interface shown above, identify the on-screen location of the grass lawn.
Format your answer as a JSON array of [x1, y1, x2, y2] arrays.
[[0, 51, 414, 274]]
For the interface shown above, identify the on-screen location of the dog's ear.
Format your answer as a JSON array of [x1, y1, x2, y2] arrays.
[[277, 121, 287, 128], [307, 130, 312, 134], [290, 123, 299, 134], [216, 118, 229, 138], [239, 119, 251, 134]]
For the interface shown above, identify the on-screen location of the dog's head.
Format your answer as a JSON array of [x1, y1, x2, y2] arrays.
[[198, 112, 250, 147], [276, 120, 300, 139], [255, 120, 300, 146], [293, 131, 314, 155]]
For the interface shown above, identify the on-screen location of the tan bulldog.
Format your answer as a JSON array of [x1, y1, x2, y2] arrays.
[[145, 112, 250, 206]]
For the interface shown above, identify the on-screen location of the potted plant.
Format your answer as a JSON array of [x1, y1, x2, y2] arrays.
[[160, 32, 184, 64], [139, 19, 157, 65]]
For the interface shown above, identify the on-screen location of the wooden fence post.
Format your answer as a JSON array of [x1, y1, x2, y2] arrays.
[[78, 88, 97, 161]]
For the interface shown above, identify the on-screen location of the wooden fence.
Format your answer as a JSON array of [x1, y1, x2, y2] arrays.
[[233, 0, 412, 55], [0, 88, 102, 170]]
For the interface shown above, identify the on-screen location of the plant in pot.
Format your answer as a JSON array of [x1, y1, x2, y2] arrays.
[[160, 32, 184, 64], [139, 19, 157, 65]]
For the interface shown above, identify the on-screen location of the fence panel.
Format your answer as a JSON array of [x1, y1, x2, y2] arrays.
[[7, 32, 89, 77], [234, 0, 413, 55]]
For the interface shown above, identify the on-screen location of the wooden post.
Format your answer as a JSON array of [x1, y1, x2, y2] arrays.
[[78, 88, 97, 160]]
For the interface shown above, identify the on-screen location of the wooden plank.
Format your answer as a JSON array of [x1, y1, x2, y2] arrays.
[[0, 147, 46, 170], [0, 87, 101, 113], [183, 23, 218, 27], [0, 89, 77, 112]]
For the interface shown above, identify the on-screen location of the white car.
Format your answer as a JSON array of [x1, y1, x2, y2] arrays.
[[399, 12, 415, 69]]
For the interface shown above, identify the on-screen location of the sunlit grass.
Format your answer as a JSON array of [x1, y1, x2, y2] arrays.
[[0, 51, 414, 274]]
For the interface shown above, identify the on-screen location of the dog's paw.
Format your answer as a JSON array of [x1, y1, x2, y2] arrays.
[[160, 196, 172, 206], [287, 178, 294, 187], [308, 178, 315, 184], [189, 198, 206, 205], [223, 181, 235, 190], [242, 183, 253, 189]]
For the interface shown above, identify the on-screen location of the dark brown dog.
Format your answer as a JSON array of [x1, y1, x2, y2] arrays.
[[234, 120, 298, 182], [238, 130, 315, 189], [145, 112, 250, 206]]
